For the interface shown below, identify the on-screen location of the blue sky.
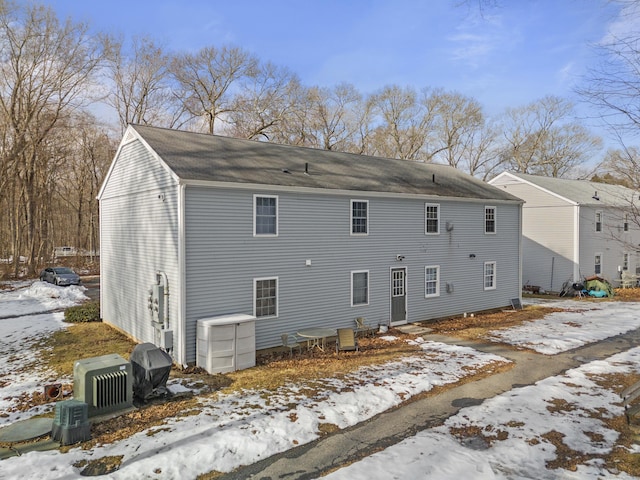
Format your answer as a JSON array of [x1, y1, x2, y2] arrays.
[[38, 1, 633, 141]]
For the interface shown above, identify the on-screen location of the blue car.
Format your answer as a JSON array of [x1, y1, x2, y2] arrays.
[[39, 267, 81, 286]]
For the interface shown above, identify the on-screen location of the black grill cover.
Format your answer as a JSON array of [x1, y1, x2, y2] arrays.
[[130, 343, 172, 401]]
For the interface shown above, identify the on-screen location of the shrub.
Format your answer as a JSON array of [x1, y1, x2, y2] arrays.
[[64, 301, 100, 323]]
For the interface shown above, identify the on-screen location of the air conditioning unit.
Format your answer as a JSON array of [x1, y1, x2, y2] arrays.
[[73, 354, 133, 417]]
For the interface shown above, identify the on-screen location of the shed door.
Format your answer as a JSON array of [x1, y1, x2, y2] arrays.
[[391, 268, 407, 324]]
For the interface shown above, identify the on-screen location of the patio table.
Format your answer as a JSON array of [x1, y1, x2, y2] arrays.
[[296, 327, 336, 352]]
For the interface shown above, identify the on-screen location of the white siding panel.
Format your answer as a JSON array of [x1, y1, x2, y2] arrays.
[[100, 140, 180, 361], [492, 179, 574, 292], [101, 140, 175, 199]]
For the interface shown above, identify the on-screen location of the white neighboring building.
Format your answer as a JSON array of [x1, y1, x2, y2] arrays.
[[490, 172, 640, 292]]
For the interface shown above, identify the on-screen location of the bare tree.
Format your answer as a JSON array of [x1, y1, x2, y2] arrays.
[[104, 35, 181, 133], [600, 145, 640, 188], [304, 83, 365, 152], [423, 89, 485, 167], [170, 45, 257, 134], [368, 85, 434, 160], [499, 96, 602, 177], [0, 1, 103, 274], [227, 62, 301, 141], [578, 1, 640, 138]]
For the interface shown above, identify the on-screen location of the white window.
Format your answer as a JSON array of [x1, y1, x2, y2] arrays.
[[254, 195, 278, 236], [425, 266, 440, 297], [425, 203, 440, 234], [624, 213, 629, 232], [624, 253, 629, 271], [254, 277, 278, 317], [351, 200, 369, 235], [484, 261, 496, 290], [351, 270, 369, 306], [485, 206, 496, 234], [594, 254, 602, 275], [595, 211, 602, 232]]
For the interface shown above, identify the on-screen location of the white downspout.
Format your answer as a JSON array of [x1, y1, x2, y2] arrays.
[[179, 183, 187, 368], [573, 204, 581, 281]]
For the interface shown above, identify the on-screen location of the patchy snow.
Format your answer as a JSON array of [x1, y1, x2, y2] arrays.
[[1, 282, 640, 479], [0, 280, 88, 316], [324, 348, 640, 480], [487, 299, 640, 354]]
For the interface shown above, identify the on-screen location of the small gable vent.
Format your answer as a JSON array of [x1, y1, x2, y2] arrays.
[[123, 130, 136, 144]]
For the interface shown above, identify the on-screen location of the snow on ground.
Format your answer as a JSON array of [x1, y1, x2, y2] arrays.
[[324, 347, 640, 480], [488, 299, 640, 354], [0, 280, 88, 316], [1, 282, 640, 479]]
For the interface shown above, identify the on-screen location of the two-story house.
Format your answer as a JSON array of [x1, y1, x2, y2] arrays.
[[490, 172, 640, 292], [98, 124, 523, 368]]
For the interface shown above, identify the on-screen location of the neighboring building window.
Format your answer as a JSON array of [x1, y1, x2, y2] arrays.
[[485, 206, 496, 234], [351, 200, 369, 235], [624, 253, 630, 271], [254, 195, 278, 236], [425, 266, 440, 297], [595, 211, 602, 232], [254, 277, 277, 317], [594, 254, 602, 275], [351, 270, 369, 306], [425, 203, 440, 234], [484, 261, 496, 290], [624, 213, 629, 232]]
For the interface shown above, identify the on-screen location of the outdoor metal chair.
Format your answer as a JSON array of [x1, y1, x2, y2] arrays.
[[336, 328, 359, 354], [354, 317, 373, 337], [281, 333, 302, 357], [621, 271, 637, 289]]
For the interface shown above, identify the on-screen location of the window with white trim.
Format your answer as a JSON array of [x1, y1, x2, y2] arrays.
[[624, 213, 629, 232], [595, 211, 602, 232], [425, 203, 440, 234], [623, 252, 629, 271], [594, 254, 602, 275], [351, 270, 369, 306], [254, 195, 278, 236], [484, 261, 496, 290], [425, 266, 440, 297], [351, 200, 368, 235], [485, 206, 496, 234], [254, 277, 278, 317]]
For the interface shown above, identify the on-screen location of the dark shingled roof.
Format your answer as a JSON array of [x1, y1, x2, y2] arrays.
[[131, 124, 521, 202]]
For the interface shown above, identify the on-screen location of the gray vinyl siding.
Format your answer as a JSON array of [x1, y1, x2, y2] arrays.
[[491, 177, 574, 292], [183, 186, 521, 355], [578, 206, 640, 282], [99, 139, 181, 359]]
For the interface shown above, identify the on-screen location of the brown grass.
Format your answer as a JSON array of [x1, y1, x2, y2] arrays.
[[26, 289, 640, 476], [427, 304, 566, 340]]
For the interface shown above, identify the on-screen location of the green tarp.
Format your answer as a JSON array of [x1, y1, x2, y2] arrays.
[[584, 277, 614, 297]]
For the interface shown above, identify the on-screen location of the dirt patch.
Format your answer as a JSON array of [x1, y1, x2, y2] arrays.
[[426, 304, 565, 341]]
